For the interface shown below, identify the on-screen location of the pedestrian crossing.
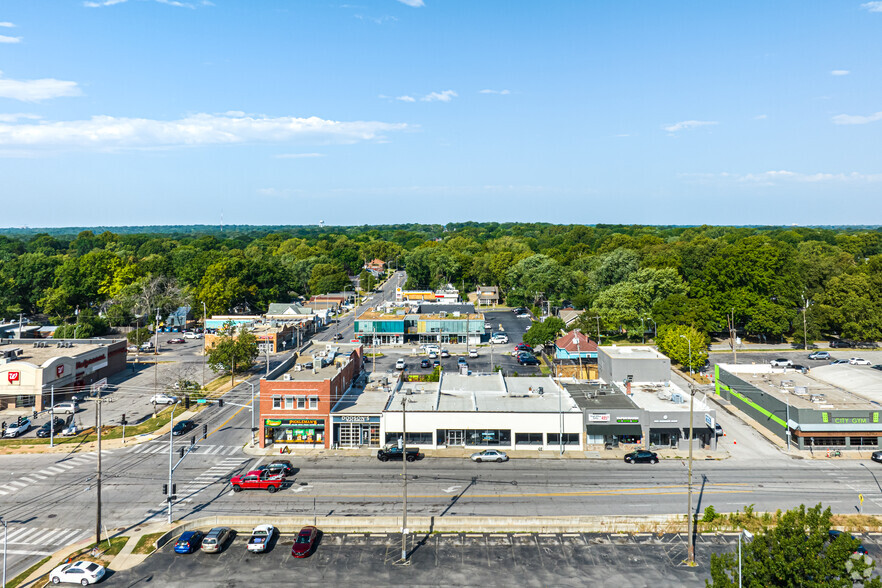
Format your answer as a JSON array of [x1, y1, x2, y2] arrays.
[[126, 442, 241, 456], [2, 527, 89, 555], [142, 457, 251, 518], [0, 450, 113, 495]]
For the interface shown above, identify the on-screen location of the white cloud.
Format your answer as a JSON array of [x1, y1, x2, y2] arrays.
[[479, 89, 511, 95], [0, 112, 408, 150], [84, 0, 127, 6], [754, 114, 768, 120], [275, 152, 325, 159], [421, 90, 457, 102], [397, 0, 425, 6], [663, 120, 718, 132], [85, 0, 211, 7], [861, 1, 882, 12], [831, 111, 882, 125], [156, 0, 196, 8], [0, 113, 41, 123], [0, 72, 81, 102], [680, 170, 882, 185], [0, 35, 21, 43], [0, 22, 16, 28], [395, 95, 416, 102], [831, 69, 850, 76]]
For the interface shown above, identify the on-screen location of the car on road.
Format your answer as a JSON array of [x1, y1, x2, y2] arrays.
[[440, 349, 450, 358], [828, 529, 869, 555], [831, 359, 850, 365], [872, 451, 882, 464], [512, 343, 533, 355], [469, 349, 478, 358], [52, 401, 79, 414], [490, 333, 509, 344], [183, 331, 202, 339], [516, 313, 531, 318], [247, 524, 275, 553], [624, 450, 659, 464], [769, 358, 792, 367], [126, 345, 139, 352], [830, 339, 854, 348], [790, 364, 809, 373], [167, 337, 185, 344], [36, 417, 65, 438], [174, 530, 204, 554], [517, 354, 540, 366], [61, 418, 79, 437], [150, 393, 178, 405], [484, 322, 491, 330], [808, 351, 831, 360], [420, 358, 431, 369], [4, 417, 31, 438], [171, 419, 196, 436], [292, 526, 319, 558], [849, 357, 871, 365], [230, 470, 285, 493], [395, 358, 406, 370], [333, 333, 344, 341], [49, 560, 106, 585], [258, 459, 296, 477], [377, 445, 422, 462], [470, 449, 509, 463], [512, 307, 526, 314], [715, 423, 724, 436], [873, 365, 882, 372], [200, 527, 231, 553]]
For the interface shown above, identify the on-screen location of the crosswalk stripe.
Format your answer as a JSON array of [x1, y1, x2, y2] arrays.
[[0, 485, 16, 493], [226, 446, 240, 455], [18, 476, 36, 484], [44, 467, 66, 474], [54, 529, 88, 545], [0, 489, 7, 495], [9, 481, 27, 488], [3, 549, 53, 556], [25, 528, 61, 545], [8, 528, 41, 543], [31, 474, 48, 480]]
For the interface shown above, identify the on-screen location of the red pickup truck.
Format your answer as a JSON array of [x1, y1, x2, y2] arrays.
[[230, 470, 285, 493]]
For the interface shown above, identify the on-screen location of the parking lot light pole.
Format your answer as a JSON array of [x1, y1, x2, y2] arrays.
[[49, 385, 55, 448], [246, 381, 256, 446], [1, 515, 7, 588], [679, 334, 695, 566]]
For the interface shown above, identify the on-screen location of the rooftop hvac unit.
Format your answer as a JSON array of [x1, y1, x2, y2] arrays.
[[283, 373, 292, 381], [794, 386, 808, 395], [671, 392, 685, 404]]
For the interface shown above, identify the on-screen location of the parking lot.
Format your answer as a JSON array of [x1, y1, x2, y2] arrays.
[[106, 531, 752, 587]]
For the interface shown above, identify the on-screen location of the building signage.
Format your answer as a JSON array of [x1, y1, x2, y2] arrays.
[[705, 414, 715, 429], [332, 415, 380, 423], [833, 417, 870, 424], [7, 371, 20, 383], [56, 365, 65, 378], [616, 417, 639, 424], [265, 418, 324, 427], [588, 413, 610, 423]]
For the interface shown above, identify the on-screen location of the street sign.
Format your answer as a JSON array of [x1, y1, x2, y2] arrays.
[[196, 398, 207, 404]]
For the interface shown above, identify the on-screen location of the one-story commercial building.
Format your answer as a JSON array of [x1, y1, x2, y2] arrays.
[[0, 338, 128, 411], [715, 362, 882, 450], [354, 305, 485, 347]]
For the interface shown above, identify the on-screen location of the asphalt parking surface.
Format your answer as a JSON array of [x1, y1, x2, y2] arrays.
[[105, 532, 750, 587]]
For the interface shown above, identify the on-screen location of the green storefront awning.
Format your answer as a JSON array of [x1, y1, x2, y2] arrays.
[[585, 424, 643, 435]]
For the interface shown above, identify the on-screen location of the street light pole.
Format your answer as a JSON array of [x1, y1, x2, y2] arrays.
[[401, 396, 409, 564], [679, 334, 695, 566], [1, 516, 7, 588], [201, 302, 207, 388], [168, 401, 180, 524]]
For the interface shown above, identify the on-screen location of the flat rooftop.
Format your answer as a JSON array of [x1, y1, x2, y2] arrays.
[[275, 344, 361, 382], [0, 339, 122, 366], [357, 311, 411, 320], [564, 383, 640, 411], [625, 381, 709, 412], [721, 363, 882, 410], [599, 346, 668, 360], [331, 385, 392, 414], [387, 375, 579, 413]]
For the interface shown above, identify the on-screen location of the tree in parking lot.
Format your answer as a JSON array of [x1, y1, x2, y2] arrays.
[[207, 322, 259, 385], [127, 326, 152, 346], [707, 503, 881, 587], [522, 317, 565, 349], [655, 325, 707, 373]]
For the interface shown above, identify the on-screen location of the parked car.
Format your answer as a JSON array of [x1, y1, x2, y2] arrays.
[[470, 449, 509, 463], [247, 524, 275, 553], [433, 359, 441, 368], [517, 354, 540, 366], [291, 526, 319, 558], [174, 530, 204, 554], [516, 313, 531, 318], [52, 401, 79, 414], [49, 561, 105, 585], [200, 527, 231, 553], [769, 358, 793, 368], [422, 344, 440, 354], [36, 417, 65, 438], [377, 445, 421, 462], [624, 450, 659, 464], [512, 343, 533, 355], [490, 333, 509, 344], [849, 357, 871, 365], [873, 365, 882, 371], [258, 459, 295, 477], [484, 322, 491, 330], [167, 337, 185, 344], [4, 417, 31, 438], [440, 349, 450, 358], [150, 393, 178, 405], [808, 351, 831, 360], [420, 358, 431, 369], [790, 364, 809, 373], [714, 423, 724, 436], [140, 341, 155, 351], [171, 420, 196, 436], [830, 339, 854, 348], [855, 341, 878, 349], [872, 451, 882, 464], [61, 418, 79, 437], [428, 351, 438, 359], [230, 470, 285, 493], [457, 357, 468, 366], [468, 349, 478, 358], [395, 358, 406, 370], [831, 359, 850, 365], [828, 529, 869, 555], [183, 331, 202, 339], [126, 345, 139, 352]]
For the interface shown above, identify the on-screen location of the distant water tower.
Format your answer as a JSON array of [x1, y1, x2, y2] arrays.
[[319, 220, 325, 228]]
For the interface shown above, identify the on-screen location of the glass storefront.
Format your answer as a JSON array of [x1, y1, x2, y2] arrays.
[[264, 418, 325, 444]]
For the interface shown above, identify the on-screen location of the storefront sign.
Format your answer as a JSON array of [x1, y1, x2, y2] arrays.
[[265, 418, 324, 426], [333, 415, 380, 423], [56, 365, 65, 378], [588, 414, 610, 423], [705, 414, 715, 429], [616, 417, 639, 424], [7, 371, 20, 383]]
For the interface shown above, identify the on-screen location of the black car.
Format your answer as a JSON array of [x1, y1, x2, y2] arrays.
[[420, 358, 431, 369], [873, 451, 882, 463], [171, 420, 196, 436], [512, 307, 527, 314], [259, 459, 296, 476], [830, 339, 854, 348], [377, 446, 422, 462], [624, 450, 659, 464], [36, 417, 65, 438], [517, 354, 540, 366]]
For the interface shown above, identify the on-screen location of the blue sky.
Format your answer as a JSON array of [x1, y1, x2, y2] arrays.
[[0, 1, 881, 227]]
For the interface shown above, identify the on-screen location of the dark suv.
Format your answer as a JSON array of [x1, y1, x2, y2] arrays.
[[830, 339, 854, 349], [259, 459, 296, 476], [377, 446, 422, 462]]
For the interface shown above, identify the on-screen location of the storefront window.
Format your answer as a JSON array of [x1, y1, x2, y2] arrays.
[[465, 429, 511, 446], [265, 418, 324, 444], [515, 433, 543, 445], [385, 432, 433, 445], [547, 433, 580, 445]]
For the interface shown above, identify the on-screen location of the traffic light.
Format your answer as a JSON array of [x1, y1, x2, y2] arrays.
[[202, 424, 207, 439], [162, 483, 168, 495], [172, 483, 176, 496], [179, 447, 184, 459], [190, 436, 195, 446], [121, 413, 127, 426], [32, 410, 37, 420], [184, 395, 190, 409], [218, 399, 224, 408]]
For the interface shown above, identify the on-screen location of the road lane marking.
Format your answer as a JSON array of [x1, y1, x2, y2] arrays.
[[44, 466, 66, 474]]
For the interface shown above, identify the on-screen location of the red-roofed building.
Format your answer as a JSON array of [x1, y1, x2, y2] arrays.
[[553, 330, 598, 360], [364, 259, 386, 273]]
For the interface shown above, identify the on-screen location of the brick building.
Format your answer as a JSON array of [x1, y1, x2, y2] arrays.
[[258, 343, 363, 448]]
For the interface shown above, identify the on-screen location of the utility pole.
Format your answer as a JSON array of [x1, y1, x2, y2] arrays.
[[593, 315, 601, 345], [49, 385, 55, 448], [679, 334, 695, 565], [801, 294, 811, 351], [400, 396, 409, 564], [95, 394, 102, 545], [727, 309, 737, 364], [167, 401, 181, 524], [201, 302, 207, 388], [1, 515, 8, 588]]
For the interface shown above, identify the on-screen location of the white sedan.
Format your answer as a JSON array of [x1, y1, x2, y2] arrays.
[[850, 357, 872, 365], [150, 393, 178, 405], [470, 449, 509, 463], [50, 560, 106, 585], [247, 524, 275, 553]]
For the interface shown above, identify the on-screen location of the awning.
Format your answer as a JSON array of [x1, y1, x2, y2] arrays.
[[586, 424, 642, 435]]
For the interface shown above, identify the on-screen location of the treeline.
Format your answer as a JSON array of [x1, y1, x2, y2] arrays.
[[0, 223, 880, 343]]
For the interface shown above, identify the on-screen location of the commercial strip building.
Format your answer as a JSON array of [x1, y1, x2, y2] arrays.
[[395, 286, 460, 303], [0, 338, 128, 411], [258, 343, 364, 448], [715, 362, 882, 450], [354, 306, 485, 346]]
